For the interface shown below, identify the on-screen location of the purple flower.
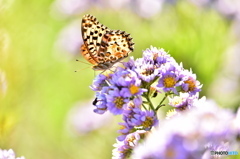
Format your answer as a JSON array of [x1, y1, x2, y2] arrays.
[[90, 73, 108, 91], [110, 69, 141, 88], [53, 20, 82, 58], [113, 130, 146, 159], [157, 70, 181, 94], [134, 110, 159, 130], [88, 46, 205, 158], [108, 69, 147, 98], [106, 87, 130, 115], [123, 108, 158, 131], [117, 122, 134, 141], [118, 97, 143, 141], [142, 46, 174, 65], [168, 92, 199, 111], [93, 89, 108, 114], [180, 69, 202, 95], [133, 58, 159, 82], [123, 56, 136, 70], [0, 149, 25, 159], [132, 101, 238, 159]]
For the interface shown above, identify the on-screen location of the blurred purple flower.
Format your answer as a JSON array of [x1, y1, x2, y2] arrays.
[[215, 0, 240, 20], [130, 0, 164, 18], [233, 108, 240, 136], [132, 101, 238, 158], [0, 149, 25, 159], [53, 20, 82, 60], [67, 100, 113, 135], [188, 0, 215, 7], [51, 0, 107, 18], [209, 44, 240, 105], [107, 0, 131, 10]]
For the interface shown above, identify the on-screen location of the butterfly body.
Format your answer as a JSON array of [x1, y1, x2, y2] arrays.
[[81, 14, 134, 71]]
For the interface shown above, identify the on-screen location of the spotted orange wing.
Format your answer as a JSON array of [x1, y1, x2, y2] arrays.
[[81, 14, 134, 70]]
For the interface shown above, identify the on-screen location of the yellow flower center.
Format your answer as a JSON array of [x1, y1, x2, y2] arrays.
[[129, 84, 139, 95], [142, 117, 153, 128], [184, 79, 196, 91], [163, 76, 176, 88], [114, 97, 124, 109], [171, 96, 183, 105]]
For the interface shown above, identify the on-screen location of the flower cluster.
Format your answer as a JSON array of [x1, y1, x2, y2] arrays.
[[90, 46, 203, 158], [112, 130, 147, 159], [131, 102, 240, 159], [0, 149, 25, 159], [52, 0, 240, 20]]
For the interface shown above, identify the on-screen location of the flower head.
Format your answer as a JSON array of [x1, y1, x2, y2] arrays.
[[113, 130, 146, 159], [93, 88, 108, 114], [132, 101, 238, 159], [90, 73, 109, 91], [142, 46, 174, 65], [106, 87, 130, 115], [180, 69, 202, 95], [168, 92, 199, 111], [157, 70, 181, 94]]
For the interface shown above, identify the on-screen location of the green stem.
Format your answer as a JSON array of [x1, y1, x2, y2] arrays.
[[155, 93, 168, 111], [143, 92, 155, 112], [142, 103, 148, 110]]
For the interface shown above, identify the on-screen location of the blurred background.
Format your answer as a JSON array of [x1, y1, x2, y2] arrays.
[[0, 0, 240, 158]]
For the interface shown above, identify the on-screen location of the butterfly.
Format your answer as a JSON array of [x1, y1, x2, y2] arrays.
[[81, 14, 134, 71]]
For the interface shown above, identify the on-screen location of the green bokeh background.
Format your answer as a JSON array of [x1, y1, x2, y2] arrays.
[[0, 0, 238, 158]]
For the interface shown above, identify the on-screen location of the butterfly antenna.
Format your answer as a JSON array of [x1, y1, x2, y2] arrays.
[[74, 66, 91, 72], [76, 59, 92, 66]]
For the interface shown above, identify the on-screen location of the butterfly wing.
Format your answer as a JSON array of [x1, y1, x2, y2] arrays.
[[99, 30, 134, 63], [81, 14, 109, 64], [81, 14, 135, 71]]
